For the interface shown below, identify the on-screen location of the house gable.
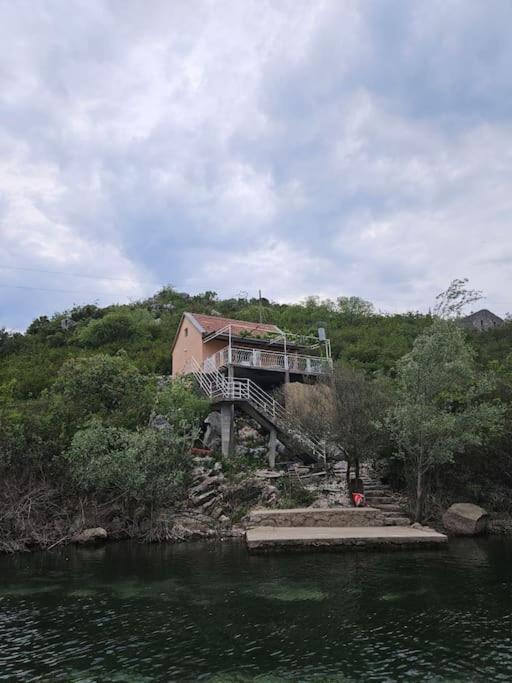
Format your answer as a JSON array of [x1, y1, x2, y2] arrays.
[[171, 313, 204, 375]]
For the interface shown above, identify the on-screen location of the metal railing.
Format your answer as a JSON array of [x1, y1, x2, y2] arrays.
[[205, 346, 332, 375], [185, 357, 326, 462]]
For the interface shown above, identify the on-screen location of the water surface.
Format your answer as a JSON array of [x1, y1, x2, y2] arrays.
[[1, 538, 512, 681]]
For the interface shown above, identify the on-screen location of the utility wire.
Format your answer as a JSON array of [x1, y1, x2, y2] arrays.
[[0, 264, 165, 287], [0, 283, 140, 298]]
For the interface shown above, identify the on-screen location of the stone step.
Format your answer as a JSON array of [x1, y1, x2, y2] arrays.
[[246, 526, 447, 551], [384, 517, 411, 526], [247, 507, 385, 529], [365, 496, 394, 505], [364, 487, 392, 494], [383, 510, 408, 518], [374, 503, 402, 512]]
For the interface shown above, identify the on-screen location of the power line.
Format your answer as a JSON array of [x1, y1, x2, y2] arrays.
[[0, 283, 138, 298], [0, 264, 165, 287]]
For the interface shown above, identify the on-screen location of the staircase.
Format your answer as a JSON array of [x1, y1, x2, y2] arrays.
[[186, 358, 327, 463], [362, 473, 410, 526]]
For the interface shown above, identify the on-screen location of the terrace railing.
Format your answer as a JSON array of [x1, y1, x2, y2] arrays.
[[204, 346, 332, 376]]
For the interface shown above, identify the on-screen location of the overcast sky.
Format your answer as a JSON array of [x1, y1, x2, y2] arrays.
[[2, 0, 512, 330]]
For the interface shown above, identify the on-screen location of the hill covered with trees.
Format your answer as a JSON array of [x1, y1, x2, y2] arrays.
[[1, 286, 512, 551], [4, 286, 511, 400]]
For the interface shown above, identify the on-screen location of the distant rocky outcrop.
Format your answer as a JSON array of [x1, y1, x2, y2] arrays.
[[443, 503, 489, 535]]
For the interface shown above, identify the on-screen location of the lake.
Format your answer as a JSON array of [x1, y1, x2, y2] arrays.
[[1, 538, 511, 682]]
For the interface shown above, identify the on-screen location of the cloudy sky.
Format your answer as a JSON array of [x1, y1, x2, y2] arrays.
[[2, 0, 512, 329]]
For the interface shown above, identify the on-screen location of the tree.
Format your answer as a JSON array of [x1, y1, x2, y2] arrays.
[[48, 353, 155, 441], [387, 320, 504, 521], [286, 366, 390, 477], [336, 296, 374, 319], [434, 278, 483, 319], [330, 367, 390, 480]]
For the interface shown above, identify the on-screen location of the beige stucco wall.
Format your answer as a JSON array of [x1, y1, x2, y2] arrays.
[[172, 319, 204, 376]]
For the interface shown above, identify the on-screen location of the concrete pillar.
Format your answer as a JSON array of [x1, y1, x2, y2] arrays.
[[268, 427, 277, 469], [220, 403, 234, 457]]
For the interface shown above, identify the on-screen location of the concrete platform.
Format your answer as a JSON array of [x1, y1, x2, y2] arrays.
[[246, 525, 448, 552], [248, 507, 384, 528]]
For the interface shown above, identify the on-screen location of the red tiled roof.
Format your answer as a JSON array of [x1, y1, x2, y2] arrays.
[[187, 312, 282, 336]]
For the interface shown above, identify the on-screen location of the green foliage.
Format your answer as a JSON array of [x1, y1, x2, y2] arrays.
[[76, 309, 158, 348], [387, 320, 505, 520], [277, 475, 315, 508], [64, 421, 191, 505], [3, 283, 512, 526], [0, 380, 26, 466], [153, 377, 209, 432], [48, 353, 155, 441]]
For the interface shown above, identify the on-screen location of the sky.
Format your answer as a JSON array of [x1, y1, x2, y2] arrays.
[[2, 0, 512, 330]]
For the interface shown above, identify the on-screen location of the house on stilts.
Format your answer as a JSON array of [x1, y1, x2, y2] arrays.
[[171, 313, 333, 463]]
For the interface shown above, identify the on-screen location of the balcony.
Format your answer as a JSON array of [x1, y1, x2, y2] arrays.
[[203, 346, 332, 376]]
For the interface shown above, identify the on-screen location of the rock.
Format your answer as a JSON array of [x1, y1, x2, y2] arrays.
[[443, 503, 489, 536], [73, 527, 108, 545], [203, 412, 221, 449], [238, 425, 262, 443], [309, 498, 330, 509], [255, 469, 282, 479], [150, 414, 171, 431]]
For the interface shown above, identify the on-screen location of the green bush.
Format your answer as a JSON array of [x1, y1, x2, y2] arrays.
[[152, 377, 209, 433], [65, 421, 191, 505], [76, 310, 158, 348], [48, 353, 155, 441]]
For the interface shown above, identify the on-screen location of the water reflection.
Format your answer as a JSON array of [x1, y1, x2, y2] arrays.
[[0, 538, 511, 681]]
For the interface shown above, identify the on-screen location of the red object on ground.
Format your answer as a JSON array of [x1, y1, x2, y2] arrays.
[[190, 447, 212, 456], [352, 492, 365, 507]]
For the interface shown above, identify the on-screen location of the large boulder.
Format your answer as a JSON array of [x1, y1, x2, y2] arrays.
[[443, 503, 489, 536], [73, 527, 108, 544]]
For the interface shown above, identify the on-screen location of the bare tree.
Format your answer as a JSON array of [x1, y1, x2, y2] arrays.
[[434, 278, 483, 319]]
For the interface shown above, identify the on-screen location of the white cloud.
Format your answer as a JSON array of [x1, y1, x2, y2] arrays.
[[1, 0, 512, 327]]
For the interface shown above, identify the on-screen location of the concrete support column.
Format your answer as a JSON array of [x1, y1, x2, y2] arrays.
[[268, 427, 277, 470], [220, 403, 235, 457]]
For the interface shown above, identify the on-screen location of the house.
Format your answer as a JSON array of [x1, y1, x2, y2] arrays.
[[460, 309, 504, 332], [171, 312, 333, 461], [171, 312, 332, 385]]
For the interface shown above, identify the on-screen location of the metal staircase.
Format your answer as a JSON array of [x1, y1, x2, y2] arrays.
[[186, 358, 326, 463]]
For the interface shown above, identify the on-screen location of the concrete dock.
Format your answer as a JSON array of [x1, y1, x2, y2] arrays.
[[246, 525, 448, 551]]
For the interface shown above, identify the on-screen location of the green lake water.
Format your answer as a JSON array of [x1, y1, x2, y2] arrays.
[[1, 538, 512, 682]]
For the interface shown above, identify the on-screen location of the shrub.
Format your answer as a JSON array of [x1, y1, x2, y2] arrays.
[[152, 377, 209, 433], [64, 421, 192, 506], [48, 353, 155, 440], [76, 310, 157, 348]]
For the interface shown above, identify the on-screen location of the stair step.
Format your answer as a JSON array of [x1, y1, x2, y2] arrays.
[[384, 510, 407, 518], [385, 517, 411, 526], [375, 504, 402, 512], [365, 496, 394, 505]]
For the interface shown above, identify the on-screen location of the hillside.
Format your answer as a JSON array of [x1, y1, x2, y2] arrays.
[[3, 287, 512, 401]]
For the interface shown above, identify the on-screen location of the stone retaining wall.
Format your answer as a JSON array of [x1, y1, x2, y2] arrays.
[[248, 506, 385, 528]]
